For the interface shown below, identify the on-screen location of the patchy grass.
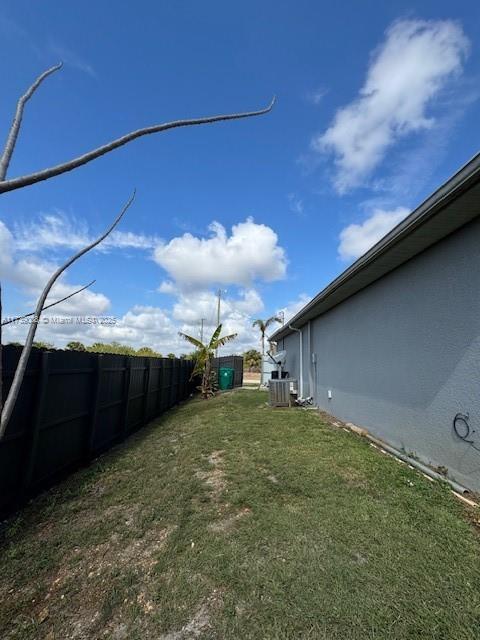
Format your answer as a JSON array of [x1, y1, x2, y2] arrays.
[[0, 390, 479, 639]]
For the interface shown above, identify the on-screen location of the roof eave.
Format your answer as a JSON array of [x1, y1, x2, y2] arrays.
[[271, 151, 480, 342]]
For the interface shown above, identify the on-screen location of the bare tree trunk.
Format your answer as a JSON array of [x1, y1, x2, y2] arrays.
[[0, 282, 2, 420], [0, 193, 135, 439]]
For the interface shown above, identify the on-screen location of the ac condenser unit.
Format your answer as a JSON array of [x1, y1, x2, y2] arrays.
[[269, 379, 298, 407]]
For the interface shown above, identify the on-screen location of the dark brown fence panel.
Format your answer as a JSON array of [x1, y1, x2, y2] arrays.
[[163, 359, 173, 410], [31, 350, 92, 487], [170, 359, 179, 407], [0, 345, 195, 516], [128, 359, 147, 434], [95, 354, 127, 454], [146, 361, 159, 423]]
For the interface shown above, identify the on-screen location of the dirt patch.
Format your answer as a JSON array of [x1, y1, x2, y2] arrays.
[[195, 451, 226, 502], [195, 469, 226, 502], [208, 507, 251, 533], [335, 466, 369, 490], [160, 589, 224, 640], [85, 525, 174, 577], [64, 501, 143, 537], [353, 552, 368, 566], [34, 525, 174, 639], [101, 525, 173, 578], [207, 450, 224, 466]]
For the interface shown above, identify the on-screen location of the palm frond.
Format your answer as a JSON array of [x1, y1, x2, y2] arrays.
[[178, 332, 204, 350], [213, 333, 238, 348], [264, 315, 282, 329], [252, 318, 265, 330], [208, 324, 223, 349]]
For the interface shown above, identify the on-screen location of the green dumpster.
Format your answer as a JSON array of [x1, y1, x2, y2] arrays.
[[218, 367, 235, 390]]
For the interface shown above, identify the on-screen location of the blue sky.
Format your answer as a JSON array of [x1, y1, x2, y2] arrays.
[[1, 1, 479, 354]]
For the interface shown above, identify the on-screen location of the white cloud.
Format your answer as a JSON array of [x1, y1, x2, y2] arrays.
[[313, 19, 469, 192], [0, 218, 111, 323], [172, 290, 220, 324], [154, 218, 287, 290], [306, 87, 329, 105], [277, 294, 312, 325], [106, 230, 159, 250], [287, 193, 304, 216], [158, 280, 176, 294], [338, 207, 410, 261], [3, 304, 178, 353], [48, 42, 97, 78], [153, 218, 287, 353], [14, 213, 160, 253], [2, 212, 287, 356], [172, 288, 265, 354], [0, 221, 14, 271], [5, 290, 265, 356], [2, 217, 268, 354], [91, 306, 176, 346], [234, 289, 264, 315], [172, 289, 263, 324]]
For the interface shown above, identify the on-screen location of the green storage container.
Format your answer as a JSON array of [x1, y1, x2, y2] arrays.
[[218, 367, 235, 390]]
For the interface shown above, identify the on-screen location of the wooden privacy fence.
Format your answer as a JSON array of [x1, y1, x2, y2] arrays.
[[0, 346, 196, 516], [212, 355, 244, 388]]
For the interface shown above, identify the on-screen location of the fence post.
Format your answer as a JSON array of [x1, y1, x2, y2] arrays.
[[119, 357, 132, 440], [23, 350, 49, 492], [85, 353, 103, 462], [143, 358, 152, 425]]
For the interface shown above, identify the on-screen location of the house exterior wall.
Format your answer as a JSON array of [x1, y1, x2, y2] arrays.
[[282, 216, 480, 491]]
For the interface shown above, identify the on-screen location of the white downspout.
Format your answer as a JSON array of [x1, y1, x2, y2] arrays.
[[288, 324, 303, 398], [307, 321, 313, 400]]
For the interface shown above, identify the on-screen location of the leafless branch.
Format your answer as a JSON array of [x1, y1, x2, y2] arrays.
[[0, 63, 63, 181], [0, 92, 276, 194], [0, 192, 135, 438], [1, 280, 96, 326]]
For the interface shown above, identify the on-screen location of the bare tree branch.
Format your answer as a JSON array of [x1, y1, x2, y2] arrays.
[[0, 283, 2, 423], [0, 63, 63, 181], [0, 192, 135, 438], [1, 280, 96, 326], [0, 95, 276, 194]]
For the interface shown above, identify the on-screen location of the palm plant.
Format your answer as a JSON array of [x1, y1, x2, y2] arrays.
[[252, 316, 282, 386], [243, 349, 262, 371], [179, 324, 237, 398]]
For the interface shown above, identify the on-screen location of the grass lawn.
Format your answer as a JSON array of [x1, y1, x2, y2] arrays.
[[1, 390, 479, 639]]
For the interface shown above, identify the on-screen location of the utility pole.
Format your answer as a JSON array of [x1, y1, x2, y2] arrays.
[[216, 289, 222, 326], [215, 289, 222, 357], [200, 318, 205, 343]]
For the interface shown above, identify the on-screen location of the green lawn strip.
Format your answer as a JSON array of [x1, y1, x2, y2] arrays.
[[0, 390, 479, 639]]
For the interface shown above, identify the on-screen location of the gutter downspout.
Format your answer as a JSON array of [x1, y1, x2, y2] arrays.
[[307, 321, 313, 401], [289, 324, 303, 398]]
